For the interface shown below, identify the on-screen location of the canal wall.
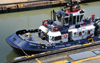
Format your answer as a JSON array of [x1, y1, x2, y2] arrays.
[[0, 0, 99, 13], [6, 41, 100, 63]]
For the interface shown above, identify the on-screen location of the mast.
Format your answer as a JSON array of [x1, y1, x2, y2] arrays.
[[70, 0, 72, 12], [51, 10, 56, 21], [51, 11, 52, 21], [67, 0, 80, 12]]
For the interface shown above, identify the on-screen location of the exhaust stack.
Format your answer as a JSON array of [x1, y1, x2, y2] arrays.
[[53, 10, 56, 21], [61, 16, 64, 26]]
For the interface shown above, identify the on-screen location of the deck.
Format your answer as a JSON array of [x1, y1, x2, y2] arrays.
[[19, 32, 49, 45]]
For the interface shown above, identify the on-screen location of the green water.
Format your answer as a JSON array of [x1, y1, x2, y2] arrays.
[[0, 1, 100, 63]]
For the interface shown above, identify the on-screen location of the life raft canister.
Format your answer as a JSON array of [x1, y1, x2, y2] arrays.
[[53, 26, 59, 31], [43, 20, 48, 26], [62, 34, 68, 38], [82, 22, 86, 26]]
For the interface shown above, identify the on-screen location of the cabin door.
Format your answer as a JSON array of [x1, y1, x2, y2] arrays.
[[68, 32, 72, 41], [46, 34, 49, 42]]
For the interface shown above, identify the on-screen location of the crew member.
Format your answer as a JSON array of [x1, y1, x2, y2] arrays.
[[89, 14, 95, 22]]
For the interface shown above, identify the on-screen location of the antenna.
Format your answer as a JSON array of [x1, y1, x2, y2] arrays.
[[27, 16, 29, 29], [67, 0, 81, 12], [70, 0, 72, 12], [53, 10, 56, 21], [59, 0, 62, 9], [51, 11, 52, 21]]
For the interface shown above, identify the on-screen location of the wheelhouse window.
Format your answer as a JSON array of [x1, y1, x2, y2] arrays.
[[65, 17, 68, 23], [80, 15, 83, 21], [73, 15, 83, 24], [77, 15, 80, 22], [69, 16, 73, 25], [73, 16, 76, 24]]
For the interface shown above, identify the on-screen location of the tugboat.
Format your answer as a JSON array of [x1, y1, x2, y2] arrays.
[[6, 0, 100, 54]]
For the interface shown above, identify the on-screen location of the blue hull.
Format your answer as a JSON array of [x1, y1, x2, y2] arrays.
[[6, 29, 100, 54]]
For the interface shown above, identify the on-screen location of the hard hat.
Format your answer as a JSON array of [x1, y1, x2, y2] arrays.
[[91, 14, 95, 17]]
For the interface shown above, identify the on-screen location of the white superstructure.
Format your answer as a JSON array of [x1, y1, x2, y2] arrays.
[[38, 1, 96, 44]]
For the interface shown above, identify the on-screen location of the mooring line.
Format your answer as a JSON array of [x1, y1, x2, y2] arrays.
[[15, 41, 29, 56]]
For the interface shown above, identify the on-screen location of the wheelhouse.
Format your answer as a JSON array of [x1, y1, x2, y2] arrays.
[[63, 10, 84, 26]]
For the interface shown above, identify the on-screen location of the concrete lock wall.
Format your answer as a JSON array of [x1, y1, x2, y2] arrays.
[[0, 0, 99, 13], [0, 0, 27, 4]]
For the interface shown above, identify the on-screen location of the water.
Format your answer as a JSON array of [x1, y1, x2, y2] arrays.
[[0, 1, 100, 63]]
